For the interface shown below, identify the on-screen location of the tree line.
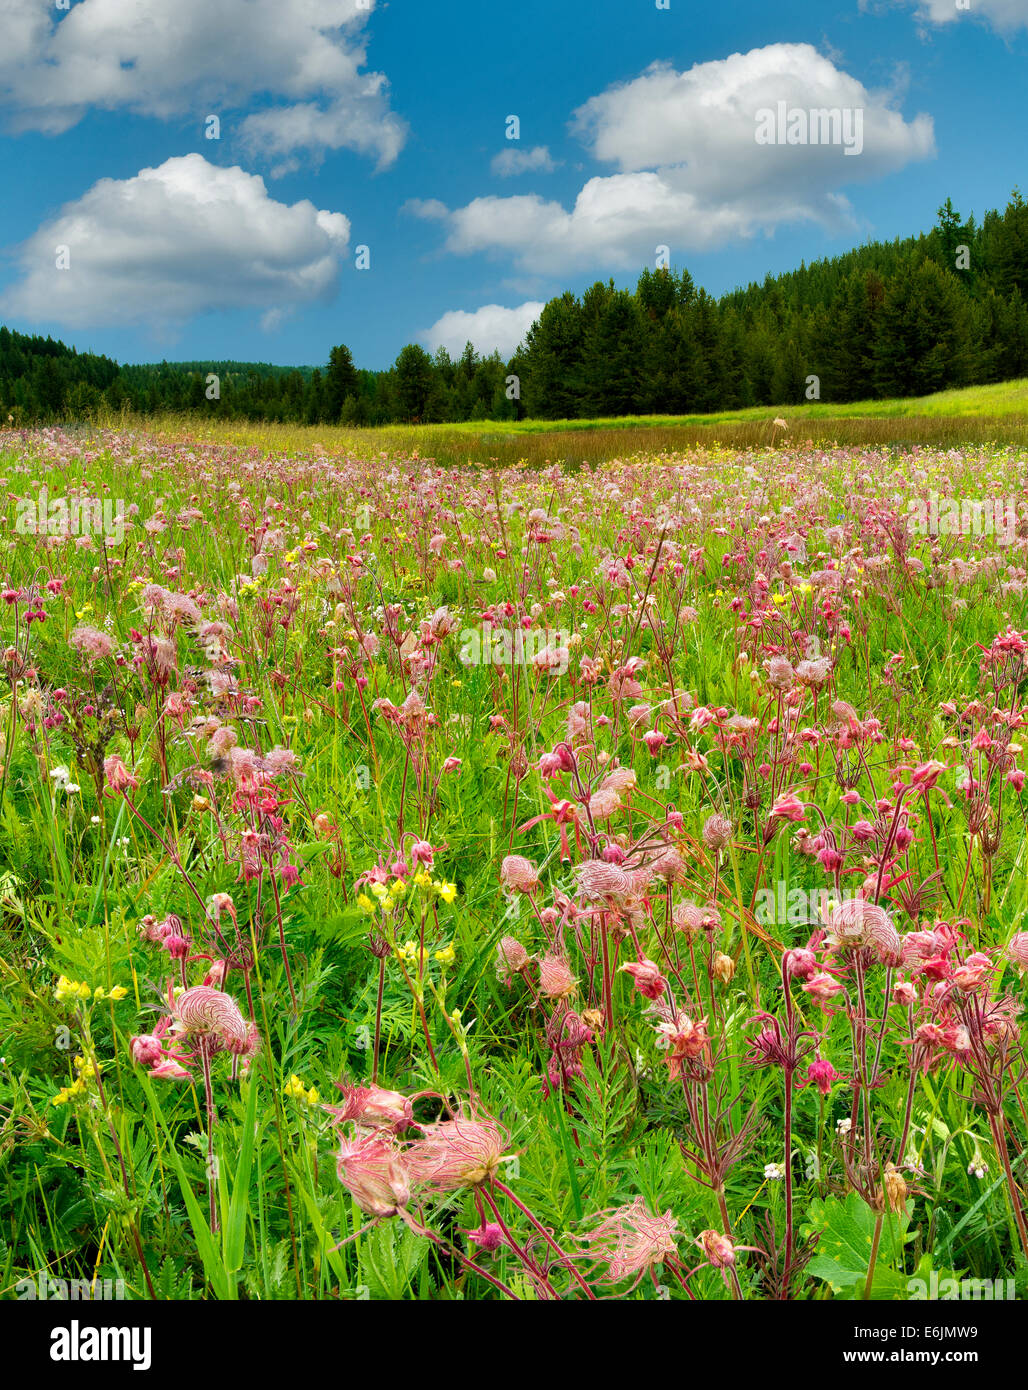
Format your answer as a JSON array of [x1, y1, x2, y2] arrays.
[[2, 192, 1026, 426]]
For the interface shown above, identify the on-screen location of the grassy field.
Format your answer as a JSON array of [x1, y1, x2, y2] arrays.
[[2, 424, 1028, 1302], [122, 377, 1028, 468]]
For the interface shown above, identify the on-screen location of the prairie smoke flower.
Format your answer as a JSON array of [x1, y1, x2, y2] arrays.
[[951, 952, 992, 993], [893, 979, 917, 1007], [576, 1197, 678, 1286], [827, 899, 902, 965], [500, 854, 540, 894], [587, 787, 621, 820], [1008, 933, 1028, 972], [766, 655, 795, 690], [336, 1132, 411, 1217], [407, 1115, 507, 1192], [69, 625, 115, 663], [713, 952, 735, 985], [103, 754, 138, 794], [172, 985, 256, 1056], [803, 1057, 843, 1096], [574, 860, 633, 904], [538, 952, 577, 999], [653, 1006, 710, 1078], [130, 1034, 164, 1066], [702, 814, 733, 851], [620, 958, 667, 1000], [467, 1221, 506, 1253], [801, 972, 846, 1003], [883, 1163, 908, 1213], [769, 791, 806, 823], [330, 1084, 413, 1131], [495, 935, 531, 984], [696, 1228, 736, 1268]]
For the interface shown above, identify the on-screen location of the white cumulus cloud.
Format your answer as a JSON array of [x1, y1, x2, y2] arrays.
[[411, 44, 935, 274], [0, 0, 406, 166], [1, 154, 351, 329], [423, 302, 545, 358], [879, 0, 1028, 32]]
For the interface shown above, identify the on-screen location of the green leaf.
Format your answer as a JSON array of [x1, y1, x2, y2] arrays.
[[802, 1193, 913, 1299]]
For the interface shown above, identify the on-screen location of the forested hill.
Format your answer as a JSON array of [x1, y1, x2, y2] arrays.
[[2, 192, 1027, 426]]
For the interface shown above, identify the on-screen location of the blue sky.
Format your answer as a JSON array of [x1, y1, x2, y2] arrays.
[[0, 0, 1025, 370]]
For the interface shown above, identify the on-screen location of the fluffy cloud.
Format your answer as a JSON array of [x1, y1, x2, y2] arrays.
[[423, 302, 544, 358], [881, 0, 1028, 31], [490, 146, 560, 177], [1, 154, 351, 329], [412, 44, 935, 274], [0, 0, 405, 166]]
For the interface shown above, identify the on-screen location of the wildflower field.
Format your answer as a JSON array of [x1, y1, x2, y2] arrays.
[[2, 425, 1028, 1303]]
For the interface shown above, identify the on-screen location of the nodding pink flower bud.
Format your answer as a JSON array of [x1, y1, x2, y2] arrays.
[[805, 1058, 843, 1096], [496, 936, 531, 984], [642, 729, 667, 756], [406, 1115, 507, 1192], [697, 1229, 736, 1269], [164, 934, 191, 959], [332, 1084, 413, 1130], [538, 952, 578, 999], [336, 1133, 411, 1216], [103, 754, 138, 794], [539, 906, 559, 927], [620, 958, 668, 1000], [951, 952, 992, 992], [784, 947, 817, 981], [411, 839, 434, 865], [150, 1057, 192, 1081], [893, 980, 918, 1007], [702, 814, 733, 851], [500, 854, 540, 894], [131, 1034, 163, 1066], [893, 825, 914, 851], [442, 757, 462, 773], [850, 819, 876, 843], [467, 1222, 506, 1253], [601, 843, 626, 864], [204, 960, 228, 988], [818, 847, 845, 873], [841, 789, 861, 806], [207, 892, 237, 925], [802, 972, 846, 1002], [769, 791, 806, 823], [910, 760, 947, 791], [665, 810, 684, 831]]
